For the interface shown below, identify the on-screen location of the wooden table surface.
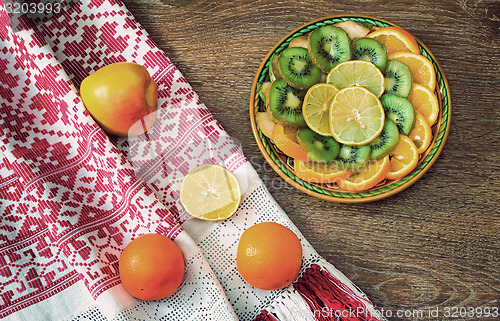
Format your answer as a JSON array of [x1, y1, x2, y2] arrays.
[[122, 0, 499, 319]]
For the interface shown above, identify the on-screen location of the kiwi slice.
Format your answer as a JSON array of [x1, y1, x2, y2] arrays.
[[278, 47, 322, 89], [308, 25, 351, 73], [380, 94, 415, 135], [384, 60, 412, 97], [268, 78, 307, 127], [334, 144, 371, 172], [297, 128, 340, 163], [369, 119, 400, 160], [351, 38, 387, 71]]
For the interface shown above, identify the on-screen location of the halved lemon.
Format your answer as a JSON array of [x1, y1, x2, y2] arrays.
[[339, 155, 390, 191], [407, 83, 439, 126], [386, 135, 419, 180], [329, 86, 385, 146], [388, 52, 436, 91], [409, 112, 433, 154], [294, 159, 351, 184], [326, 60, 385, 97], [180, 164, 241, 221], [302, 83, 339, 136]]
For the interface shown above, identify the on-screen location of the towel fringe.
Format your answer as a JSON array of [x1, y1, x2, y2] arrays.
[[254, 264, 382, 320], [255, 310, 278, 321], [293, 264, 380, 321]]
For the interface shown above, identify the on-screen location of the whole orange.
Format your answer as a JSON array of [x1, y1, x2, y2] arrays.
[[236, 222, 302, 290], [119, 233, 185, 301], [80, 62, 158, 136]]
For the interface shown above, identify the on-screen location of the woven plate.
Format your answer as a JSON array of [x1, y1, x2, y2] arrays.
[[249, 15, 451, 203]]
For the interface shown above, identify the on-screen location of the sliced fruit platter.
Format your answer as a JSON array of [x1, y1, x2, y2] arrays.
[[250, 15, 451, 203]]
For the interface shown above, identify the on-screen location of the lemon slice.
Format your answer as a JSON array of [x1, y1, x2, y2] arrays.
[[302, 83, 339, 136], [329, 86, 385, 146], [326, 60, 385, 97], [180, 164, 241, 221]]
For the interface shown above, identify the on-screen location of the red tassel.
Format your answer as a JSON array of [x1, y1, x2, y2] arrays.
[[293, 264, 381, 321], [255, 309, 278, 321]]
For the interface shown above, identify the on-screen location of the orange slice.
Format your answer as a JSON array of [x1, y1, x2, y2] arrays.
[[388, 52, 436, 91], [294, 160, 351, 184], [409, 113, 433, 154], [366, 27, 420, 56], [386, 135, 419, 180], [272, 124, 309, 161], [407, 83, 439, 126], [339, 155, 390, 191]]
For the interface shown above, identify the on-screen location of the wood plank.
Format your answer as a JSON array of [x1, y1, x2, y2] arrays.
[[123, 1, 500, 319]]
